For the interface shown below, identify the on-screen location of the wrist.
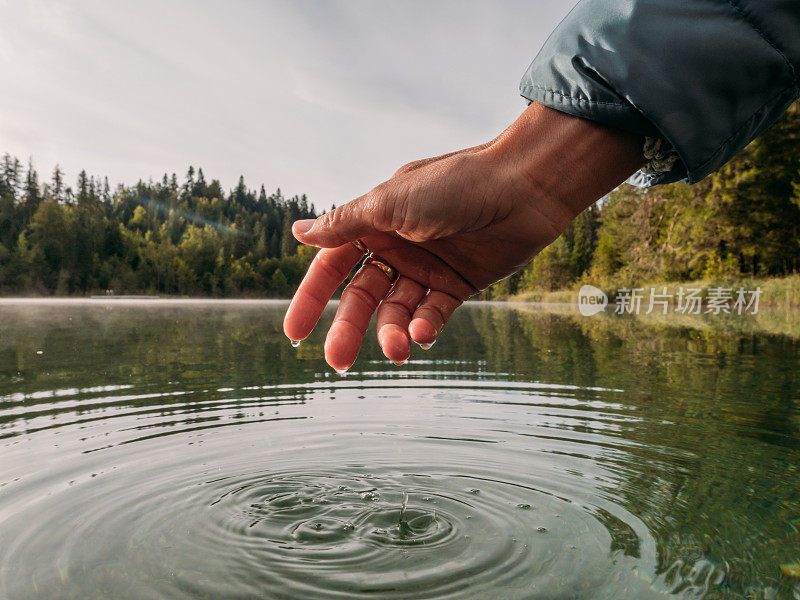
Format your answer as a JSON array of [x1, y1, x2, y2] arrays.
[[482, 101, 645, 227]]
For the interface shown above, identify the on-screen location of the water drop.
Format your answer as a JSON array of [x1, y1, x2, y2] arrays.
[[335, 369, 348, 377], [468, 488, 480, 495], [392, 360, 406, 366], [418, 341, 435, 350], [517, 503, 532, 510], [290, 339, 301, 348], [537, 526, 548, 533], [398, 491, 411, 535]]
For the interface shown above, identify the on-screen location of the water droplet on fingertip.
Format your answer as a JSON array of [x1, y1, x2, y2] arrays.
[[418, 341, 435, 350], [290, 339, 301, 348], [335, 369, 348, 377]]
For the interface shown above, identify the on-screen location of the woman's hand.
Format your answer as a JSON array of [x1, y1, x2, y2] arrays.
[[283, 102, 644, 372]]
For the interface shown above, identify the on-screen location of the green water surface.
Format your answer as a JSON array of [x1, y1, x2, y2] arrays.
[[0, 300, 798, 599]]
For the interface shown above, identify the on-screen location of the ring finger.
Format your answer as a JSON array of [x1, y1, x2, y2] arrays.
[[376, 277, 427, 365], [325, 259, 395, 372]]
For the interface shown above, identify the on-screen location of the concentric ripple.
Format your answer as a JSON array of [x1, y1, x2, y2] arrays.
[[0, 378, 699, 600], [202, 468, 583, 595], [0, 457, 668, 600], [1, 302, 799, 599]]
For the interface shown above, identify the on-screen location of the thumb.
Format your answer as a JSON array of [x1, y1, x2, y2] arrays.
[[292, 189, 395, 248]]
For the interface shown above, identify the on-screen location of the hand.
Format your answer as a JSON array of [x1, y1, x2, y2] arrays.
[[283, 102, 644, 372]]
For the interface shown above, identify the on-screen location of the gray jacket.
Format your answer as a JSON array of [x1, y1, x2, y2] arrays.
[[520, 0, 800, 186]]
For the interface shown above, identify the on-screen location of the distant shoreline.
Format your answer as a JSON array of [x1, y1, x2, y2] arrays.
[[0, 296, 294, 303], [506, 274, 800, 310], [2, 273, 800, 311]]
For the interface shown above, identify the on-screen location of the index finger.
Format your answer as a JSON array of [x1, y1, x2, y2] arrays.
[[283, 243, 364, 342]]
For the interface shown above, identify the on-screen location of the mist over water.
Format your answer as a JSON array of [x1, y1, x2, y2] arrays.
[[1, 300, 799, 599]]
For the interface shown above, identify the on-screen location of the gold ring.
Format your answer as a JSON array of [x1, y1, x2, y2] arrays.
[[364, 255, 398, 283], [352, 240, 368, 254]]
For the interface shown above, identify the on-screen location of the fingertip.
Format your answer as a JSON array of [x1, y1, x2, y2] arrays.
[[283, 297, 316, 342], [378, 324, 411, 364], [292, 228, 340, 249], [292, 219, 315, 238], [293, 219, 329, 247], [324, 321, 362, 372], [408, 317, 437, 345], [283, 321, 304, 343]]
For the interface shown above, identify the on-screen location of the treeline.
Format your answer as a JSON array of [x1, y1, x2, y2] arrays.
[[0, 161, 318, 296], [491, 101, 800, 296], [3, 102, 797, 298]]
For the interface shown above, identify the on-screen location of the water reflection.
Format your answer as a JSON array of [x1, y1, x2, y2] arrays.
[[0, 300, 798, 599]]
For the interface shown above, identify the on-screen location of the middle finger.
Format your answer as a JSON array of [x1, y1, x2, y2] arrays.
[[325, 260, 395, 372]]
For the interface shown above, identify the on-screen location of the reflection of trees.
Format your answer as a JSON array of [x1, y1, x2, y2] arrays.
[[0, 303, 338, 442], [464, 305, 800, 596], [0, 303, 319, 395], [1, 302, 799, 594]]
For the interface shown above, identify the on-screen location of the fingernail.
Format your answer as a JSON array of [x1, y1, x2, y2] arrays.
[[293, 219, 315, 235]]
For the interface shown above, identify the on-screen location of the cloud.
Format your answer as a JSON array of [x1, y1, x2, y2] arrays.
[[0, 0, 572, 207]]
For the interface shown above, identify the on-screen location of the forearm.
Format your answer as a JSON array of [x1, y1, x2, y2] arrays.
[[484, 101, 645, 229], [521, 0, 800, 187]]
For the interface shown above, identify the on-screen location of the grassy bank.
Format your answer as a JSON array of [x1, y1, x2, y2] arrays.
[[508, 274, 800, 310]]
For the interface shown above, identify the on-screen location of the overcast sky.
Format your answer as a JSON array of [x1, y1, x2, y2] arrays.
[[0, 0, 573, 209]]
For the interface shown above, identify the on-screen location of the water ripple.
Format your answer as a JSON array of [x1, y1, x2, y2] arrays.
[[0, 373, 737, 599]]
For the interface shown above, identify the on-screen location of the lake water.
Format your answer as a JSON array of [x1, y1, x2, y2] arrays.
[[1, 300, 799, 599]]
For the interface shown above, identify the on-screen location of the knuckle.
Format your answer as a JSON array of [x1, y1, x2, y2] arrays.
[[342, 281, 381, 310], [318, 210, 337, 229], [363, 185, 398, 231], [393, 160, 421, 177], [317, 209, 349, 244], [314, 254, 341, 280], [423, 303, 448, 326]]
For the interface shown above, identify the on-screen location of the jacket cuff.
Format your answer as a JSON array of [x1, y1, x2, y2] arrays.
[[520, 0, 800, 187]]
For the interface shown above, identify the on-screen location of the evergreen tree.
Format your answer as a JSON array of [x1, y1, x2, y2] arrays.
[[23, 159, 41, 223], [51, 165, 64, 202]]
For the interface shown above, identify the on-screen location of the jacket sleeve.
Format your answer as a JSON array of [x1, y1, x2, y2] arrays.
[[520, 0, 800, 186]]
